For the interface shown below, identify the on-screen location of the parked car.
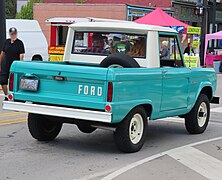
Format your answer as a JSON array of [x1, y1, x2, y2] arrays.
[[3, 22, 219, 153], [6, 19, 48, 61]]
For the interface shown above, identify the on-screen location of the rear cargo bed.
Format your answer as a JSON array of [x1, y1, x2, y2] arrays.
[[10, 61, 109, 111]]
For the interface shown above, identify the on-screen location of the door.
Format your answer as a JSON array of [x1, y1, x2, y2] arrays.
[[159, 34, 191, 111]]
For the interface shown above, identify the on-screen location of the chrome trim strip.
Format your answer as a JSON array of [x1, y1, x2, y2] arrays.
[[3, 101, 112, 123]]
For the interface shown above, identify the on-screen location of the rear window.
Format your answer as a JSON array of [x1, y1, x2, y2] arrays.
[[72, 31, 147, 58]]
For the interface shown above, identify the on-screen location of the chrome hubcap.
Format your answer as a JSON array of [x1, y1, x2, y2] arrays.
[[129, 113, 144, 144], [197, 102, 208, 127]]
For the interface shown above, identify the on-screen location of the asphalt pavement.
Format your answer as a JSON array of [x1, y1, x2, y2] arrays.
[[0, 75, 222, 180]]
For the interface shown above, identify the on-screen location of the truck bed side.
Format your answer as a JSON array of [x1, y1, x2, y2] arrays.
[[5, 61, 217, 124]]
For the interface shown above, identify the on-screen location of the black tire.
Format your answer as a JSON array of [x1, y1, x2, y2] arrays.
[[178, 114, 185, 118], [185, 94, 210, 134], [114, 106, 148, 153], [77, 124, 97, 134], [32, 56, 42, 61], [100, 53, 140, 68], [28, 113, 62, 141]]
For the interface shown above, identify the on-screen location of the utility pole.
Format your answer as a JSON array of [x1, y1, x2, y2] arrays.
[[211, 0, 217, 52], [0, 0, 6, 51], [199, 0, 208, 66]]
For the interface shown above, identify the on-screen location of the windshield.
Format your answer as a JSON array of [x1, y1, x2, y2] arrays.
[[72, 31, 147, 58]]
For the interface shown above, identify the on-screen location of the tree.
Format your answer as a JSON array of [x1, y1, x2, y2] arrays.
[[76, 0, 87, 3], [16, 0, 42, 19], [6, 0, 17, 19]]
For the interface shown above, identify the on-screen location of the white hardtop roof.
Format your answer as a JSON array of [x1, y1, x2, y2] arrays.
[[70, 22, 177, 33]]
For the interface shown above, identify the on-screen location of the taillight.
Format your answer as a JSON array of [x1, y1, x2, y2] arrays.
[[9, 73, 14, 91], [105, 104, 112, 112], [107, 82, 113, 102], [8, 94, 14, 101]]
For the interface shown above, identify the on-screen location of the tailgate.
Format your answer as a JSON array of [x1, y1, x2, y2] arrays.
[[10, 61, 109, 110]]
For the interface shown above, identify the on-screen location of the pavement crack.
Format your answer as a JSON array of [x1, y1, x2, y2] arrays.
[[0, 127, 25, 138], [216, 145, 222, 150], [11, 127, 25, 135]]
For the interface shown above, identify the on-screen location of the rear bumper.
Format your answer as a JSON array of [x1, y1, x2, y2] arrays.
[[3, 101, 112, 123]]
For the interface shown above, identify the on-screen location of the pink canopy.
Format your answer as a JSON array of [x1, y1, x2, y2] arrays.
[[205, 31, 222, 59], [135, 8, 189, 28]]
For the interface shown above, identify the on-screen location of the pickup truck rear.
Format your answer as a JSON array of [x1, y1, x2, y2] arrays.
[[3, 22, 219, 153]]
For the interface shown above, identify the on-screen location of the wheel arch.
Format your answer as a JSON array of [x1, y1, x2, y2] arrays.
[[139, 104, 153, 117], [187, 82, 214, 113], [122, 103, 153, 121], [189, 84, 213, 111], [199, 86, 213, 101], [112, 101, 154, 123]]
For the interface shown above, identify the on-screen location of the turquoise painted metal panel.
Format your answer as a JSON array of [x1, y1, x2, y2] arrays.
[[10, 61, 108, 111], [107, 68, 162, 122], [160, 67, 191, 111], [9, 61, 217, 124], [187, 68, 217, 110]]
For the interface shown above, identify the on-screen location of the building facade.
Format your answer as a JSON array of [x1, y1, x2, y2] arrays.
[[172, 0, 222, 49], [172, 0, 202, 26], [34, 2, 173, 42], [34, 3, 127, 42], [42, 0, 172, 8], [173, 0, 222, 30], [34, 0, 222, 43]]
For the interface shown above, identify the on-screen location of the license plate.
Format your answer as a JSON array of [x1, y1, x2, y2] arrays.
[[19, 78, 39, 91]]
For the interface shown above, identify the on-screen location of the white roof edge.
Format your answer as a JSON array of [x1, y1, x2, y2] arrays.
[[69, 22, 177, 33], [88, 17, 134, 23], [45, 17, 90, 23], [45, 17, 135, 24]]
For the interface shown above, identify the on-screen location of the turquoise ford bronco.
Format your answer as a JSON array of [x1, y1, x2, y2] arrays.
[[3, 22, 219, 153]]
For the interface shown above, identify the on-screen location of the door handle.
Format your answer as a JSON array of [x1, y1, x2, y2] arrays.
[[162, 70, 168, 74], [52, 76, 67, 81]]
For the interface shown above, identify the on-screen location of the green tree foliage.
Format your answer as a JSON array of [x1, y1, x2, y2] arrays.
[[6, 0, 17, 19], [76, 0, 87, 3], [16, 0, 42, 20]]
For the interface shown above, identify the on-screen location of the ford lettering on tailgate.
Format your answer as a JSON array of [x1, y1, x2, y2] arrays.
[[78, 85, 103, 96]]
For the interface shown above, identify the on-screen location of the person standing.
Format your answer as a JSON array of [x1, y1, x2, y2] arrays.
[[160, 41, 170, 59], [0, 27, 25, 100], [184, 42, 194, 55]]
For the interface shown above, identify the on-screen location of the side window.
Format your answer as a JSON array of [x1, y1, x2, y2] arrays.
[[159, 35, 184, 67]]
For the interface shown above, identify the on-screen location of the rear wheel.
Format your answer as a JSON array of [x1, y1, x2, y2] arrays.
[[114, 106, 148, 153], [28, 113, 62, 141], [100, 53, 140, 68], [32, 55, 42, 61], [185, 94, 210, 134]]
